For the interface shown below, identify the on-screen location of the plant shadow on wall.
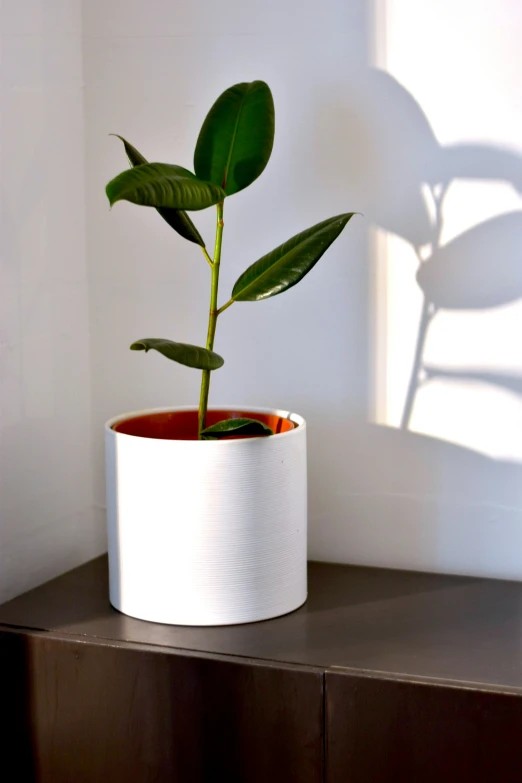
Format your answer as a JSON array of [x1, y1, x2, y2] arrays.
[[308, 68, 522, 575]]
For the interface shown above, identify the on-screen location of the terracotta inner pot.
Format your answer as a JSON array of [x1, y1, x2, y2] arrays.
[[113, 409, 297, 441]]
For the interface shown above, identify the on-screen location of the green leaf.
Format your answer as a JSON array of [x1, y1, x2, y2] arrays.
[[130, 338, 224, 371], [111, 135, 205, 246], [231, 213, 357, 301], [194, 81, 275, 196], [200, 417, 274, 439], [112, 134, 148, 167], [106, 163, 225, 210], [155, 207, 205, 246]]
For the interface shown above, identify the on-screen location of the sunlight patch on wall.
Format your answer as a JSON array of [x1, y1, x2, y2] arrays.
[[380, 179, 522, 462], [374, 0, 522, 461]]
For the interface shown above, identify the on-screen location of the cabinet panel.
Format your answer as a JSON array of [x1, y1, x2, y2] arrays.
[[0, 630, 323, 783], [326, 670, 522, 783]]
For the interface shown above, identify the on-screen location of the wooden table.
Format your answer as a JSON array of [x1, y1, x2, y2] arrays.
[[2, 557, 522, 782]]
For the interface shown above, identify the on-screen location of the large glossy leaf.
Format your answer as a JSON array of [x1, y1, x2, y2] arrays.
[[106, 163, 225, 210], [231, 213, 356, 301], [130, 338, 224, 370], [194, 81, 275, 196], [112, 135, 205, 246], [200, 417, 274, 439], [416, 212, 522, 309]]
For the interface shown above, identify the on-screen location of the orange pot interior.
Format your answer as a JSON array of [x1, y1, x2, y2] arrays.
[[113, 409, 296, 441]]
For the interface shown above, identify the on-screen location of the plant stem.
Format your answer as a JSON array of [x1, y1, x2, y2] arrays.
[[216, 298, 234, 316], [198, 201, 224, 437]]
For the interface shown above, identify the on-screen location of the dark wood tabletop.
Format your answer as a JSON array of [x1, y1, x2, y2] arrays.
[[1, 555, 522, 692]]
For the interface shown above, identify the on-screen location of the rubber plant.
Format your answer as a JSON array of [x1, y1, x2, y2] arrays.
[[106, 81, 356, 440]]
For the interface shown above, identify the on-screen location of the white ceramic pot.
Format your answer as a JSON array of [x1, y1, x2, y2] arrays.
[[105, 406, 307, 626]]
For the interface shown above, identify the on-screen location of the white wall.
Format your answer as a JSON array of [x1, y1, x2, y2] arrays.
[[0, 1, 104, 602], [83, 0, 371, 526], [360, 0, 522, 577], [2, 0, 520, 601], [84, 0, 522, 581]]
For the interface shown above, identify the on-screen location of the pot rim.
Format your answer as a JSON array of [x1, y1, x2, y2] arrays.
[[105, 405, 306, 442]]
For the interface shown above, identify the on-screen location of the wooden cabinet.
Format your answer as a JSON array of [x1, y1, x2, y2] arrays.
[[2, 558, 522, 781], [326, 671, 522, 783], [1, 630, 322, 782]]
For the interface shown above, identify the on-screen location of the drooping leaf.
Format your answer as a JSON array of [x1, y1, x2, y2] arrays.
[[200, 417, 274, 439], [231, 213, 357, 301], [112, 134, 148, 167], [106, 163, 225, 210], [130, 338, 224, 371], [111, 135, 205, 246], [155, 207, 205, 245], [194, 81, 275, 196], [416, 212, 522, 309]]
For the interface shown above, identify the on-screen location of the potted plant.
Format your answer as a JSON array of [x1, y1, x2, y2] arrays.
[[105, 80, 356, 625]]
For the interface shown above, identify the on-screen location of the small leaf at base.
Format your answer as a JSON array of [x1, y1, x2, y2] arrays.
[[200, 417, 274, 439]]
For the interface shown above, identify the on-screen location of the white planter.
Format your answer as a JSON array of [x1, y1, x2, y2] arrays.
[[105, 406, 307, 626]]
